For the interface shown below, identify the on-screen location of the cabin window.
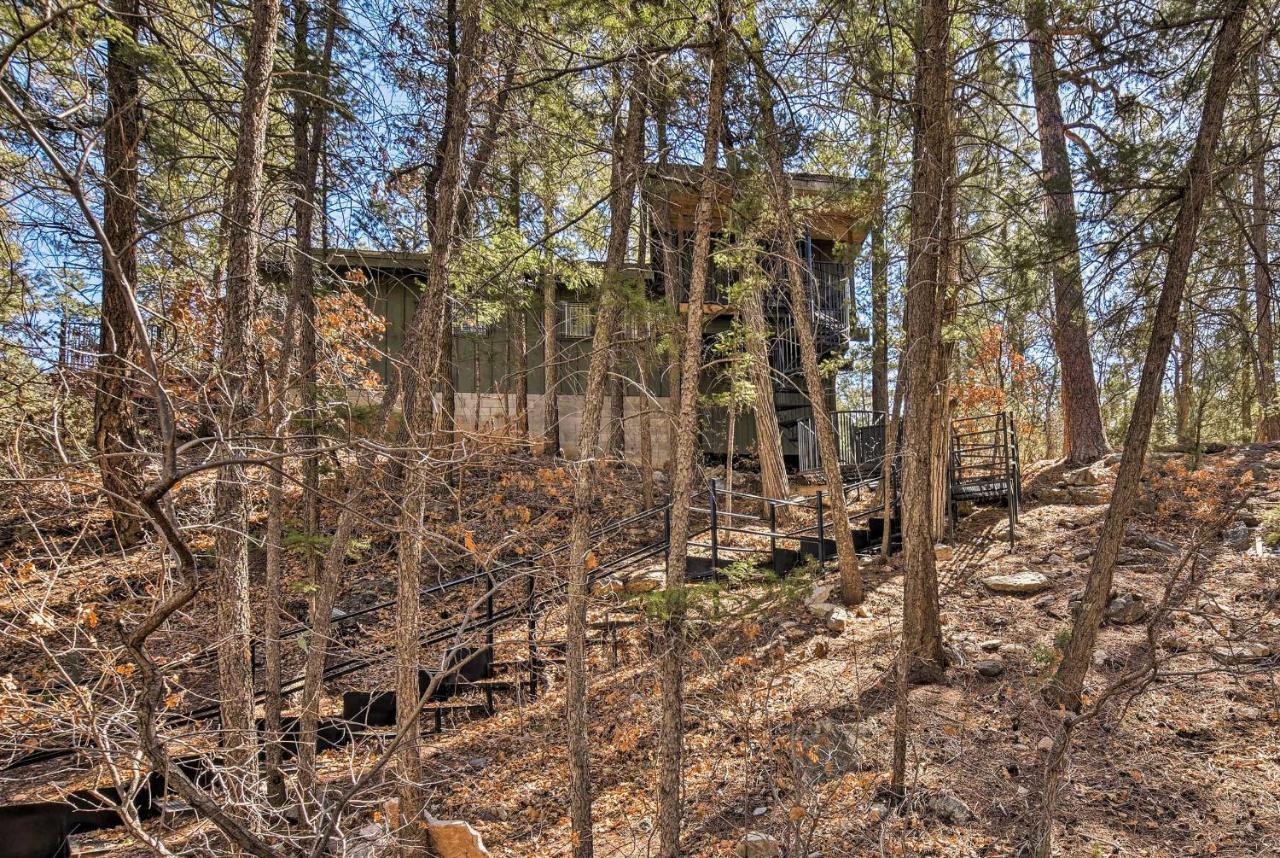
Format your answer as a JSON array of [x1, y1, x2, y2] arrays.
[[558, 301, 595, 339]]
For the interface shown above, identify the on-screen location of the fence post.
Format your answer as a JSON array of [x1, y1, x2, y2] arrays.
[[816, 490, 826, 565], [708, 479, 719, 582], [768, 502, 777, 560], [663, 504, 671, 574], [525, 569, 537, 699], [484, 566, 495, 654]]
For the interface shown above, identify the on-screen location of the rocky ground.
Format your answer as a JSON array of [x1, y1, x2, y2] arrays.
[[406, 446, 1278, 857], [5, 445, 1279, 857]]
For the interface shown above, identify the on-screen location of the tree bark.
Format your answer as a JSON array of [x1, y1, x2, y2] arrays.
[[96, 0, 143, 546], [1025, 0, 1110, 464], [562, 60, 649, 858], [1175, 295, 1196, 447], [739, 274, 789, 501], [213, 0, 284, 776], [896, 0, 951, 687], [285, 0, 338, 812], [392, 2, 482, 850], [1047, 0, 1248, 710], [869, 84, 890, 418], [657, 8, 728, 852], [751, 46, 863, 606], [1250, 52, 1279, 441]]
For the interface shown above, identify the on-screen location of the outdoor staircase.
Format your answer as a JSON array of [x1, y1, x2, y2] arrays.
[[0, 421, 1029, 854]]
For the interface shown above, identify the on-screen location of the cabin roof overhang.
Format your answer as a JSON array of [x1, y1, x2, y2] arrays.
[[642, 163, 876, 246]]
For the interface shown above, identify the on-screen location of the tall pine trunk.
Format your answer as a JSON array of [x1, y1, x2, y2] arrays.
[[896, 0, 951, 687], [213, 0, 283, 776], [751, 45, 863, 606], [740, 273, 788, 501], [1249, 53, 1279, 441], [657, 8, 728, 852], [562, 61, 649, 858], [285, 0, 338, 811], [391, 2, 481, 851], [1026, 0, 1109, 464], [96, 0, 142, 546], [1046, 0, 1248, 711]]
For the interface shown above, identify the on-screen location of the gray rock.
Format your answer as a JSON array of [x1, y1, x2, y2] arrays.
[[998, 643, 1029, 657], [1106, 592, 1148, 625], [737, 832, 781, 858], [1064, 463, 1108, 486], [975, 658, 1005, 678], [925, 791, 974, 824], [1211, 642, 1275, 665], [983, 570, 1052, 595], [1223, 522, 1251, 550], [979, 639, 1002, 652], [1128, 530, 1179, 555]]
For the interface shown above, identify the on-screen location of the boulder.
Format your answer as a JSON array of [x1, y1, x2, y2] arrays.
[[427, 819, 490, 858], [1223, 522, 1251, 551], [925, 791, 974, 824], [983, 570, 1051, 595], [1211, 642, 1275, 665], [824, 607, 854, 634], [1127, 530, 1179, 555], [975, 658, 1005, 678], [805, 582, 835, 608], [1105, 592, 1148, 625], [807, 602, 838, 622], [1064, 463, 1108, 487], [624, 571, 663, 594], [737, 832, 781, 858]]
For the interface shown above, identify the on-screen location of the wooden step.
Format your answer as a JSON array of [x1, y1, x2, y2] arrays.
[[589, 618, 639, 631]]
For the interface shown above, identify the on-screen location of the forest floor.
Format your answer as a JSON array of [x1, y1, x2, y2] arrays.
[[402, 446, 1279, 858], [1, 444, 1278, 857]]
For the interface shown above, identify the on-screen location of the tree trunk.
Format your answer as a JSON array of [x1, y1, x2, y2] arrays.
[[213, 0, 283, 777], [1047, 0, 1248, 710], [562, 61, 650, 858], [392, 1, 481, 850], [739, 273, 789, 501], [1175, 295, 1196, 447], [96, 0, 142, 546], [286, 0, 338, 811], [869, 85, 890, 418], [1238, 219, 1256, 438], [751, 47, 862, 606], [1025, 0, 1109, 465], [1250, 53, 1279, 441], [657, 11, 729, 855], [896, 0, 951, 688]]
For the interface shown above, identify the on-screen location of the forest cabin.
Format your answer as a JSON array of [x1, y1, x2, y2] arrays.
[[331, 167, 874, 469]]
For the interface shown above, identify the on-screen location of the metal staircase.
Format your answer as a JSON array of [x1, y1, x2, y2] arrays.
[[1, 416, 1020, 852]]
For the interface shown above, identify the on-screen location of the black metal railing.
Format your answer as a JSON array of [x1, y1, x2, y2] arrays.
[[796, 409, 888, 475], [949, 411, 1021, 545]]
